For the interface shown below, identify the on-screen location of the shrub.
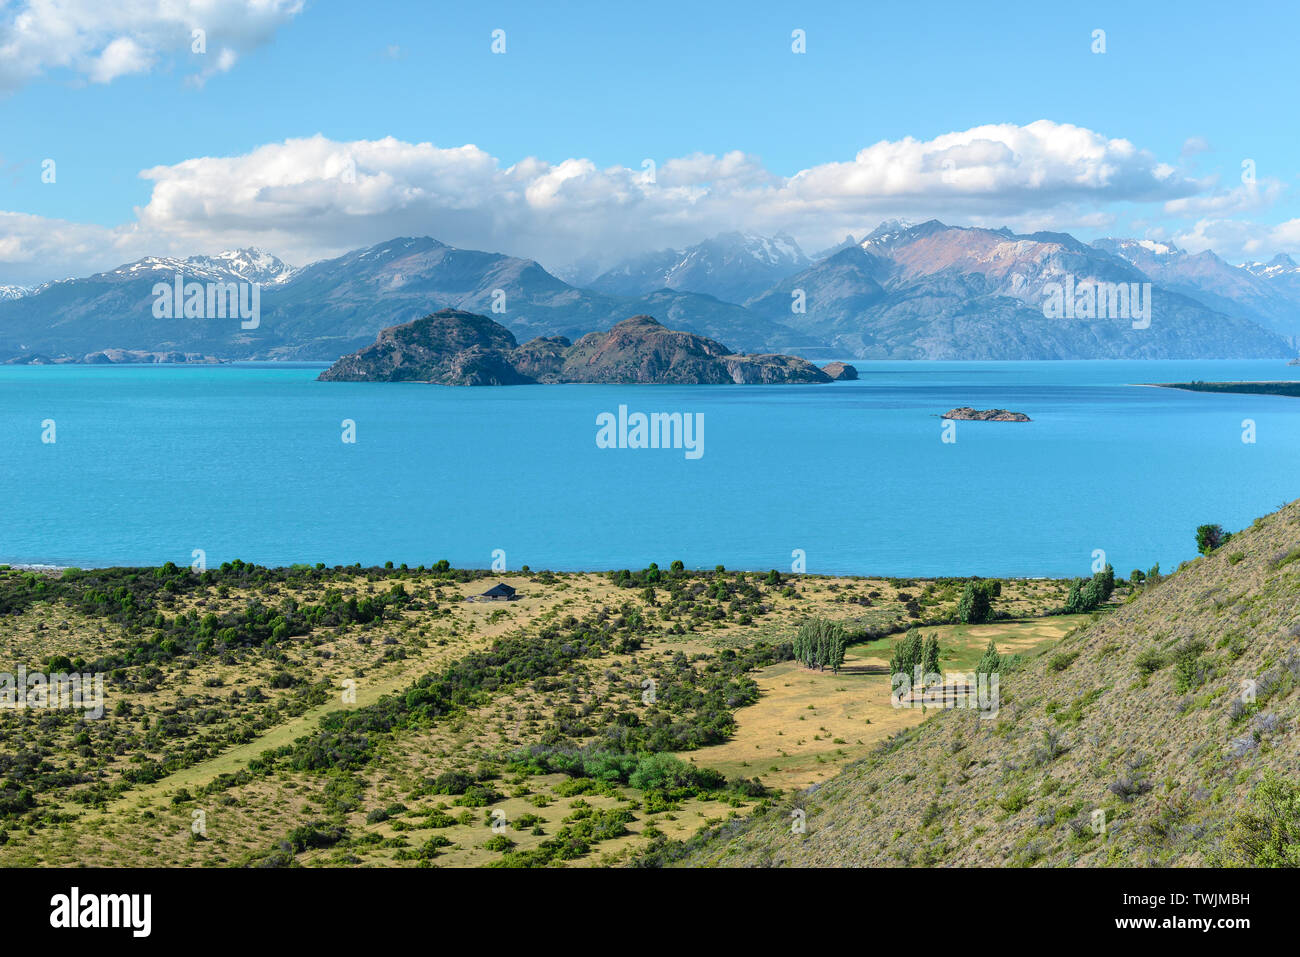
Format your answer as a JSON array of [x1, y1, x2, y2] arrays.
[[1135, 648, 1166, 676], [998, 785, 1031, 813], [1172, 639, 1207, 694], [1108, 774, 1151, 802], [1218, 773, 1300, 866], [1048, 651, 1079, 673], [1196, 524, 1230, 555]]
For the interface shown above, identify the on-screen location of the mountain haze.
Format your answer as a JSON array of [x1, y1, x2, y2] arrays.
[[588, 231, 811, 303]]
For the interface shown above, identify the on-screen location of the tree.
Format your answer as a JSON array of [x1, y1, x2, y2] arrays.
[[1063, 579, 1085, 614], [922, 634, 941, 677], [1196, 524, 1230, 555], [957, 582, 992, 624], [1080, 576, 1105, 610], [1065, 569, 1113, 614], [975, 639, 1001, 680], [1099, 563, 1115, 599], [794, 617, 847, 673], [889, 629, 924, 678]]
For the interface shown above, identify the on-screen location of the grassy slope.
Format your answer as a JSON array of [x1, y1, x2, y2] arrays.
[[681, 503, 1300, 867]]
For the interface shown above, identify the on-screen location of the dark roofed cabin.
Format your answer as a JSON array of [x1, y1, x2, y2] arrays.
[[480, 583, 517, 601]]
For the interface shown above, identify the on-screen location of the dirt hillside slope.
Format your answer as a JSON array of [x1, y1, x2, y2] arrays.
[[681, 503, 1300, 866]]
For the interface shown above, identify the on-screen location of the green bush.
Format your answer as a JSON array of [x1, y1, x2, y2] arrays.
[[1048, 651, 1079, 673], [1135, 648, 1166, 676], [1219, 773, 1300, 867]]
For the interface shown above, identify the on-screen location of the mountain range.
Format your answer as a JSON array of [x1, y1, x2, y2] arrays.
[[746, 221, 1293, 359], [583, 231, 811, 303], [1, 222, 1297, 363]]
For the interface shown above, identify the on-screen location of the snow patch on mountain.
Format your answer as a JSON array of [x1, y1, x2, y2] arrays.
[[1243, 254, 1300, 279], [97, 248, 296, 285]]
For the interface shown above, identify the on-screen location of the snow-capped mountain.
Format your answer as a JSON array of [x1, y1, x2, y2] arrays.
[[858, 218, 952, 253], [203, 248, 297, 284], [97, 247, 295, 285], [1243, 253, 1300, 280], [588, 231, 811, 303], [0, 236, 816, 362], [1094, 238, 1300, 338], [0, 284, 29, 302]]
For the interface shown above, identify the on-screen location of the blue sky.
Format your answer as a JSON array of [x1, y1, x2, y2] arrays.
[[1, 0, 1298, 283]]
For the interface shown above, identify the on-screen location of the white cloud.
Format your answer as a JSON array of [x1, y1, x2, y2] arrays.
[[115, 121, 1203, 271], [0, 211, 129, 284], [3, 120, 1292, 282], [85, 36, 152, 84], [0, 0, 302, 91], [1174, 217, 1300, 261], [1164, 179, 1283, 217]]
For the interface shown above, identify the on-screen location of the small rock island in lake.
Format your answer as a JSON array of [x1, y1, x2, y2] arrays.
[[942, 407, 1032, 422], [319, 309, 840, 386], [821, 361, 858, 381]]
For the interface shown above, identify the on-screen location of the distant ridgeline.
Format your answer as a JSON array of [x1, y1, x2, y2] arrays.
[[318, 310, 852, 386]]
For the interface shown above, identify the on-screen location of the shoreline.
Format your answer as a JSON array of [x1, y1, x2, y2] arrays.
[[0, 560, 1058, 581], [1147, 380, 1300, 398]]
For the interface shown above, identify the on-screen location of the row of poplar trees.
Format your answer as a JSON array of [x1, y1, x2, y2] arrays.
[[793, 617, 848, 673]]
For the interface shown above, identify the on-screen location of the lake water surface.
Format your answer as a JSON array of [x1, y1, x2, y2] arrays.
[[2, 360, 1298, 577]]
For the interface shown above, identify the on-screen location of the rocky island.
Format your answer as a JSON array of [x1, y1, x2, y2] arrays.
[[942, 407, 1032, 422], [318, 309, 843, 386]]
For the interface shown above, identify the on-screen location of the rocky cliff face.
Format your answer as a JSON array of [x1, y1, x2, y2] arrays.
[[319, 310, 833, 385], [317, 310, 530, 385]]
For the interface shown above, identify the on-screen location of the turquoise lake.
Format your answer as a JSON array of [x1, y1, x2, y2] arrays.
[[2, 360, 1297, 577]]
